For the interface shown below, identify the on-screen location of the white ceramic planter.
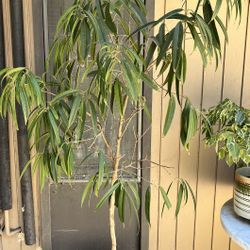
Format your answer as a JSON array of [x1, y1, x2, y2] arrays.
[[234, 167, 250, 220]]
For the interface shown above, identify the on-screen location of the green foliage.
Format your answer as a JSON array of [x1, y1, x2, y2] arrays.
[[202, 99, 250, 166], [134, 0, 242, 147], [0, 0, 243, 229]]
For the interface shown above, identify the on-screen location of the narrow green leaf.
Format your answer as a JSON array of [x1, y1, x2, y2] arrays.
[[145, 41, 156, 68], [156, 30, 174, 66], [105, 3, 117, 34], [186, 107, 198, 146], [68, 94, 82, 129], [85, 10, 106, 43], [96, 182, 120, 208], [215, 16, 229, 42], [130, 8, 185, 36], [88, 100, 98, 134], [48, 109, 60, 144], [95, 151, 105, 196], [181, 100, 190, 146], [176, 50, 187, 83], [2, 67, 25, 80], [145, 186, 151, 224], [81, 21, 91, 60], [75, 101, 86, 140], [163, 95, 176, 135], [175, 78, 180, 103], [114, 80, 123, 115], [19, 90, 29, 123], [188, 23, 208, 66], [163, 65, 174, 92], [29, 73, 42, 105], [66, 145, 73, 176], [160, 186, 172, 209], [121, 62, 138, 100], [125, 185, 140, 227], [127, 182, 140, 210], [115, 184, 121, 208], [172, 22, 183, 70], [110, 84, 115, 114], [50, 89, 78, 105], [81, 176, 95, 206], [118, 186, 125, 223], [176, 183, 184, 216], [203, 1, 221, 50], [185, 180, 196, 209], [141, 72, 158, 90], [212, 0, 222, 20]]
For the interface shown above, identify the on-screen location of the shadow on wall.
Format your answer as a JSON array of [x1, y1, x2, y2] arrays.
[[199, 145, 235, 185]]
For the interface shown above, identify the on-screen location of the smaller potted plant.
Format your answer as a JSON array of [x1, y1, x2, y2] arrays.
[[202, 98, 250, 219]]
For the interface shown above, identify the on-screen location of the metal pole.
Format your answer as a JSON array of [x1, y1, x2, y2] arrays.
[[9, 0, 36, 245]]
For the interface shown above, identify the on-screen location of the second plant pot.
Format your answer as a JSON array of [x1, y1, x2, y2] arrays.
[[234, 167, 250, 220]]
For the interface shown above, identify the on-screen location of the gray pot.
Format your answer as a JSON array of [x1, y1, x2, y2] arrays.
[[234, 167, 250, 220]]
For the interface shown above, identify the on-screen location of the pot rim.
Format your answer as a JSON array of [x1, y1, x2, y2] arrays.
[[235, 167, 250, 184]]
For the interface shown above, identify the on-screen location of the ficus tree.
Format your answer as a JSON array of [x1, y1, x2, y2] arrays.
[[0, 0, 242, 249]]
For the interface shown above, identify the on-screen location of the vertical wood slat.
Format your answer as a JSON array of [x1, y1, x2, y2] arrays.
[[176, 0, 203, 249], [148, 0, 165, 249], [158, 1, 183, 249]]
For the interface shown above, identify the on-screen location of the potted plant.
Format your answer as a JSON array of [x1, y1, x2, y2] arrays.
[[202, 98, 250, 219], [0, 0, 243, 249]]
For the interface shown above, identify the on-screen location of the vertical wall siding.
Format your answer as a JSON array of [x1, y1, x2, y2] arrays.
[[150, 1, 250, 250]]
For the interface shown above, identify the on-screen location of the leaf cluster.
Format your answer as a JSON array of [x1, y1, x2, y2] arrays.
[[202, 99, 250, 166], [135, 0, 242, 147]]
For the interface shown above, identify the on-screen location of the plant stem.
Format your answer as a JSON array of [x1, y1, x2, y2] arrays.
[[109, 96, 128, 250], [194, 0, 202, 15]]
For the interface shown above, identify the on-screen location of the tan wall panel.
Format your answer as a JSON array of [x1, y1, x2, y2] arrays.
[[151, 1, 249, 250], [175, 0, 203, 249], [157, 1, 183, 250], [242, 2, 250, 109], [194, 0, 226, 249], [149, 0, 165, 249], [194, 36, 224, 250], [212, 2, 249, 250], [230, 3, 250, 250]]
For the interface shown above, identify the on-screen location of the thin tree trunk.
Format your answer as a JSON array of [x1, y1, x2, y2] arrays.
[[109, 97, 128, 250]]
